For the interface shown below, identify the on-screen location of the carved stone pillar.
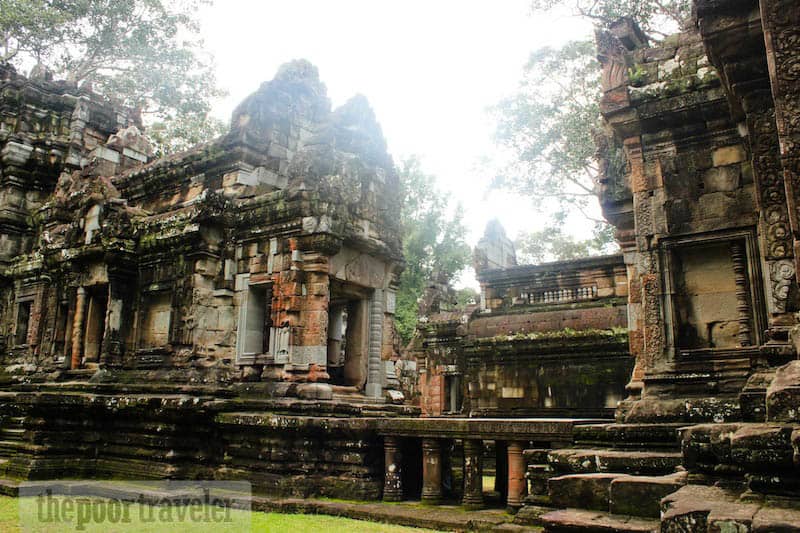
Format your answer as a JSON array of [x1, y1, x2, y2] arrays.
[[383, 436, 403, 502], [494, 440, 508, 502], [421, 438, 442, 504], [731, 241, 753, 347], [462, 439, 484, 509], [102, 282, 122, 368], [365, 288, 384, 399], [507, 441, 526, 509], [70, 287, 86, 369]]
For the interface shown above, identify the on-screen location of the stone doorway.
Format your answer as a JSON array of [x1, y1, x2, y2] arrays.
[[665, 236, 763, 352], [327, 281, 371, 390], [83, 284, 108, 364], [401, 437, 423, 500]]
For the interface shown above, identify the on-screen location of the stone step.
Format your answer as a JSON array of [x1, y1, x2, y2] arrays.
[[0, 428, 25, 439], [491, 524, 541, 532], [5, 417, 25, 428], [661, 484, 800, 532], [0, 478, 19, 497], [548, 473, 624, 511], [609, 472, 686, 518], [548, 449, 682, 475], [0, 439, 43, 455], [573, 424, 683, 448], [524, 449, 550, 464], [548, 471, 686, 518], [540, 509, 658, 533]]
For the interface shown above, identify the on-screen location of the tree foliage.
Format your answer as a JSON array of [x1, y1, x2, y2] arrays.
[[0, 0, 225, 153], [492, 40, 602, 223], [492, 0, 692, 258], [516, 222, 615, 264], [530, 0, 690, 39], [395, 157, 471, 344]]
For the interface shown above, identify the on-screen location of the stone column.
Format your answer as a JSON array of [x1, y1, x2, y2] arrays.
[[730, 241, 752, 347], [62, 302, 74, 368], [421, 438, 442, 504], [70, 287, 86, 369], [462, 439, 484, 509], [507, 441, 526, 509], [494, 440, 508, 502], [365, 288, 384, 399], [102, 282, 122, 368], [383, 436, 403, 502]]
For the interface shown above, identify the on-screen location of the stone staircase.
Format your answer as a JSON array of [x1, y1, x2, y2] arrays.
[[0, 415, 25, 477], [0, 404, 35, 480], [517, 410, 800, 532], [522, 423, 687, 532]]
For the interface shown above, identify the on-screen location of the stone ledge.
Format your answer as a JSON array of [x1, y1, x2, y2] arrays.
[[540, 508, 657, 533]]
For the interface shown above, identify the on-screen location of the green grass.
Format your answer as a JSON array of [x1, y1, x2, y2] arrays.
[[1, 495, 439, 532]]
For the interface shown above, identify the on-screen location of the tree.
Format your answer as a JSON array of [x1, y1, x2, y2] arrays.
[[148, 113, 227, 157], [0, 0, 225, 153], [395, 157, 471, 344], [491, 0, 691, 256], [516, 222, 615, 264], [492, 40, 603, 224], [530, 0, 690, 39]]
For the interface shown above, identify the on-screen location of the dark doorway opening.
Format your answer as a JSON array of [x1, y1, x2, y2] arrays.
[[328, 281, 371, 389], [401, 437, 423, 500]]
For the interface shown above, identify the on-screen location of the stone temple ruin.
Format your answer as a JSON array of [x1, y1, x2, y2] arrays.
[[1, 0, 800, 531]]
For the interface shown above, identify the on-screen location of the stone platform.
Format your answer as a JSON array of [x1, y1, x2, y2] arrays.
[[375, 417, 606, 442], [0, 384, 607, 507]]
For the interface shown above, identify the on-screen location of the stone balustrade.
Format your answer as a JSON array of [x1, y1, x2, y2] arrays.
[[519, 285, 598, 305], [376, 417, 600, 510]]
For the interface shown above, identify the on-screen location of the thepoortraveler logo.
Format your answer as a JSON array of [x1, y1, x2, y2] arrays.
[[19, 480, 252, 532]]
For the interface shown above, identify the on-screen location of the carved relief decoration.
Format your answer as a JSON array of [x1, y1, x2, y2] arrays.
[[761, 0, 800, 288], [748, 107, 795, 313], [769, 259, 795, 314]]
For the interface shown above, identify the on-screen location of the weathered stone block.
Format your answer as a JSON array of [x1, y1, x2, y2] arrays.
[[730, 424, 795, 472], [680, 423, 741, 472], [702, 165, 741, 192], [540, 508, 658, 532], [609, 472, 685, 518], [548, 473, 622, 511], [766, 361, 800, 422], [711, 145, 746, 166], [751, 506, 800, 532]]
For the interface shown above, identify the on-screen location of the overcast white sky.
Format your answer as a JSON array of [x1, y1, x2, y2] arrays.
[[199, 1, 595, 285]]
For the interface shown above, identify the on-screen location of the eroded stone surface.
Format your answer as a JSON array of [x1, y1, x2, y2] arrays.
[[767, 362, 800, 422]]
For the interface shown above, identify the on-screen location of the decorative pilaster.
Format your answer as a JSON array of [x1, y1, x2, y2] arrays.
[[70, 287, 86, 369], [462, 439, 484, 509], [507, 441, 526, 509], [731, 241, 753, 347], [421, 438, 442, 504], [365, 288, 384, 398], [383, 436, 403, 502], [760, 0, 800, 284]]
